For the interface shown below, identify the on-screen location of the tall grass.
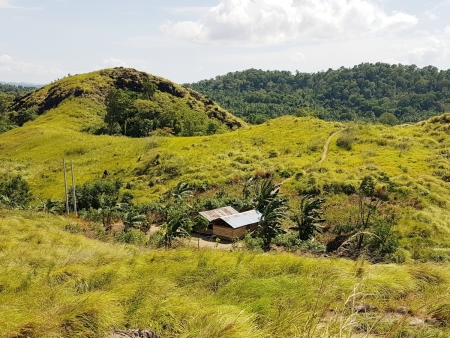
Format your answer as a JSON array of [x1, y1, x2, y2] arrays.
[[2, 211, 450, 337]]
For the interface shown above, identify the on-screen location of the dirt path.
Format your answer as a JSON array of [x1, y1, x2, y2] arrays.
[[281, 129, 342, 186], [319, 130, 342, 164]]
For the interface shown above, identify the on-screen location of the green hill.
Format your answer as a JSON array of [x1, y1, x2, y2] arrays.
[[187, 63, 450, 124], [3, 68, 450, 336], [3, 67, 244, 136], [1, 68, 450, 259]]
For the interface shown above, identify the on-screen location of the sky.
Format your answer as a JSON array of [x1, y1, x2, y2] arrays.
[[0, 0, 450, 85]]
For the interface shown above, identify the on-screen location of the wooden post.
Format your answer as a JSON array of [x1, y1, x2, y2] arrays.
[[198, 237, 200, 250], [63, 159, 69, 214], [71, 160, 77, 217]]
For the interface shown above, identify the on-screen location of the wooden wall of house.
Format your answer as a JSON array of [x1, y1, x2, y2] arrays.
[[213, 223, 258, 240]]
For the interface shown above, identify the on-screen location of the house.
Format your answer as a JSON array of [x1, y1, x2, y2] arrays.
[[198, 206, 261, 240]]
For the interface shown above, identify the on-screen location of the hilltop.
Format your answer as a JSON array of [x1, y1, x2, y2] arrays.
[[187, 63, 450, 124], [1, 67, 244, 136]]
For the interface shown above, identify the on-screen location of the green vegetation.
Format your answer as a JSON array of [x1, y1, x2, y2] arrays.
[[2, 102, 450, 261], [187, 63, 450, 124], [2, 68, 244, 136], [0, 82, 35, 95], [0, 175, 33, 208], [2, 211, 450, 337], [3, 66, 450, 335]]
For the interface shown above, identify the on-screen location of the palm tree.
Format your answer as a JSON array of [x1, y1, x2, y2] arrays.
[[258, 197, 287, 251], [162, 213, 191, 249], [171, 181, 193, 200], [123, 210, 148, 232], [291, 195, 325, 241], [253, 179, 282, 212]]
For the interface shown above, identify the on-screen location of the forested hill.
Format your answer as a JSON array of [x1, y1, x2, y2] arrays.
[[187, 63, 450, 124], [0, 83, 35, 95]]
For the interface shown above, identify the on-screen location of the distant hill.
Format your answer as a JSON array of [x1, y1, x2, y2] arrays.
[[187, 63, 450, 124], [0, 80, 43, 87], [4, 67, 244, 137], [0, 82, 37, 95]]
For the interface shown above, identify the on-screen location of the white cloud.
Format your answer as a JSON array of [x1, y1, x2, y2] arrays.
[[161, 0, 418, 46], [0, 0, 41, 10], [165, 6, 211, 16], [102, 58, 129, 68], [425, 10, 438, 21], [408, 37, 448, 65], [291, 52, 306, 62], [0, 54, 65, 81], [445, 25, 450, 36]]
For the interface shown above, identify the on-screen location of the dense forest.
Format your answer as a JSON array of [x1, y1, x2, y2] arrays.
[[0, 83, 35, 96], [0, 84, 35, 133], [187, 63, 450, 124]]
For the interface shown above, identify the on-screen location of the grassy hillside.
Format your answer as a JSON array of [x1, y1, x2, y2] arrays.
[[187, 64, 450, 124], [4, 68, 244, 136], [3, 68, 450, 337], [2, 210, 450, 337], [2, 106, 450, 261]]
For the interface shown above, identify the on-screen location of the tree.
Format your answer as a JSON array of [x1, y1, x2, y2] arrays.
[[162, 212, 192, 248], [123, 209, 148, 232], [0, 175, 33, 208], [378, 112, 399, 125], [258, 197, 287, 251], [142, 80, 157, 100], [73, 178, 122, 210], [253, 178, 282, 212], [171, 181, 193, 200], [98, 194, 127, 231], [356, 176, 389, 250], [105, 89, 136, 135], [253, 179, 288, 251], [290, 195, 325, 241]]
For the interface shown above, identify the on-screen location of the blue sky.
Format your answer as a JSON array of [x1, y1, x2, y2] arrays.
[[1, 0, 450, 84]]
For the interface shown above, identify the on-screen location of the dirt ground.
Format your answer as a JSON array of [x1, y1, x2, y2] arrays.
[[147, 225, 234, 250]]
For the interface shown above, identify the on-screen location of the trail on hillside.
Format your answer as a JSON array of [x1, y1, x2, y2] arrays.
[[281, 129, 342, 186], [319, 130, 342, 164]]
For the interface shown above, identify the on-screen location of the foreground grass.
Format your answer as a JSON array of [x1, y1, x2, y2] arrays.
[[2, 211, 450, 337]]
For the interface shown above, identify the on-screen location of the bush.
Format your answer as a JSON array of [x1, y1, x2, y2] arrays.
[[0, 175, 33, 208], [148, 230, 165, 248], [273, 233, 326, 253], [116, 230, 147, 245], [242, 233, 263, 252], [268, 150, 279, 158], [73, 178, 122, 210], [336, 134, 355, 151]]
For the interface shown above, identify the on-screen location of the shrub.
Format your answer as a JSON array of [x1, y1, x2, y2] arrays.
[[116, 230, 147, 245], [73, 178, 122, 210], [273, 234, 326, 253], [242, 233, 263, 252], [148, 230, 165, 248], [336, 134, 354, 151], [268, 150, 279, 158], [0, 175, 33, 208]]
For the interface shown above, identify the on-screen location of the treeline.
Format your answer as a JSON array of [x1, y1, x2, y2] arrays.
[[0, 83, 35, 96], [0, 84, 36, 133], [187, 63, 450, 124], [94, 85, 227, 137]]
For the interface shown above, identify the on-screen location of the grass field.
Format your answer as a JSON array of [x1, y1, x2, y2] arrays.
[[2, 210, 450, 337], [2, 99, 450, 258], [2, 71, 450, 336]]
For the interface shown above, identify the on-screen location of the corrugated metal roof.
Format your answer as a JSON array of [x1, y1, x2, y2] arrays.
[[220, 210, 261, 229], [199, 206, 239, 222]]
